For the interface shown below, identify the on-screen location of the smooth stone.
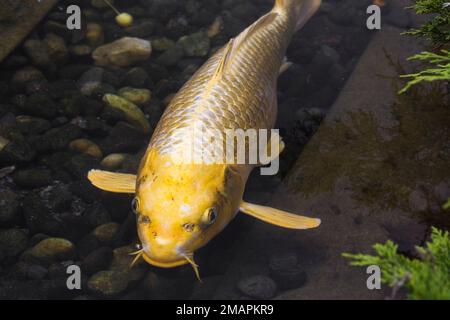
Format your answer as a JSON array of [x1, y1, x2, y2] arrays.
[[12, 168, 53, 189], [87, 270, 130, 297], [92, 223, 120, 244], [100, 153, 128, 170], [178, 32, 210, 57], [69, 139, 103, 159], [30, 238, 75, 263], [23, 39, 51, 67], [118, 87, 152, 105], [0, 189, 21, 225], [103, 94, 150, 133], [92, 37, 152, 67], [0, 229, 28, 257], [82, 247, 113, 275], [237, 275, 277, 299]]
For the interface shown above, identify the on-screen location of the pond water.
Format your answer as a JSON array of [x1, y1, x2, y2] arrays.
[[0, 0, 434, 300]]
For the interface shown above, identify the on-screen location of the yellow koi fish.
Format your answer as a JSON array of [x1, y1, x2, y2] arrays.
[[88, 0, 322, 279]]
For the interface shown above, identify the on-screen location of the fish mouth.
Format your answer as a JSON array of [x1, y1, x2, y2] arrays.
[[141, 253, 189, 268]]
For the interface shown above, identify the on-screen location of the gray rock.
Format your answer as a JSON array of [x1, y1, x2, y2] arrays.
[[78, 67, 105, 96], [11, 67, 45, 87], [0, 140, 36, 165], [82, 247, 113, 275], [69, 45, 92, 57], [23, 39, 51, 67], [30, 237, 76, 263], [87, 270, 130, 297], [269, 252, 307, 290], [0, 189, 21, 225], [16, 116, 51, 136], [34, 124, 82, 152], [22, 93, 58, 119], [92, 222, 120, 245], [178, 32, 210, 57], [92, 37, 152, 67], [44, 34, 69, 65], [26, 264, 48, 280], [125, 21, 155, 38], [0, 229, 28, 258], [77, 234, 101, 259], [12, 168, 53, 189], [99, 122, 147, 154], [122, 67, 149, 88], [237, 275, 277, 299], [156, 45, 185, 67], [152, 37, 176, 51]]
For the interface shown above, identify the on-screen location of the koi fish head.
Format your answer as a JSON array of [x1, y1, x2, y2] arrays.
[[133, 153, 245, 277]]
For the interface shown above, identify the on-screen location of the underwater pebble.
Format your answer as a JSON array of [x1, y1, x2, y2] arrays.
[[178, 32, 210, 57], [100, 153, 128, 170], [269, 252, 307, 290], [92, 222, 120, 245], [44, 34, 68, 65], [23, 39, 50, 68], [12, 168, 52, 189], [123, 67, 149, 88], [69, 45, 92, 57], [0, 229, 29, 258], [26, 264, 48, 280], [0, 136, 10, 152], [156, 45, 185, 67], [82, 247, 113, 275], [118, 87, 152, 105], [16, 116, 51, 135], [0, 189, 21, 225], [152, 37, 176, 51], [30, 238, 75, 263], [86, 23, 104, 47], [69, 139, 103, 159], [78, 67, 105, 96], [22, 93, 58, 119], [103, 94, 150, 133], [92, 37, 151, 67], [207, 16, 224, 38], [11, 67, 45, 87], [237, 275, 277, 300], [87, 270, 130, 297]]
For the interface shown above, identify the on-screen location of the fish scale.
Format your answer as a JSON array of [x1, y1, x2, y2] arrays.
[[148, 11, 295, 159]]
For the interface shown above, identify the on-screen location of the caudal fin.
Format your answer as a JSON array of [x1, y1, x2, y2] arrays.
[[274, 0, 321, 31]]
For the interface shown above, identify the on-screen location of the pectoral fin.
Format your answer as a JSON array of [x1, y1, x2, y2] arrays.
[[87, 170, 136, 193], [240, 201, 321, 230], [279, 57, 292, 75]]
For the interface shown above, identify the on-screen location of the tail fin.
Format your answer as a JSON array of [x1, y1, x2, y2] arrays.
[[274, 0, 321, 31]]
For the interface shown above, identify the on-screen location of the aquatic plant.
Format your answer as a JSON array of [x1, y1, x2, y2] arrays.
[[403, 0, 450, 45], [343, 227, 450, 300], [443, 198, 450, 210], [399, 50, 450, 93]]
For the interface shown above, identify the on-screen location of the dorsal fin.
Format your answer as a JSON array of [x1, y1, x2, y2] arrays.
[[213, 39, 235, 80], [214, 12, 278, 78]]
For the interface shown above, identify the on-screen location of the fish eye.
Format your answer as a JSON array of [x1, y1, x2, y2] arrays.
[[202, 207, 218, 226], [131, 197, 140, 214]]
